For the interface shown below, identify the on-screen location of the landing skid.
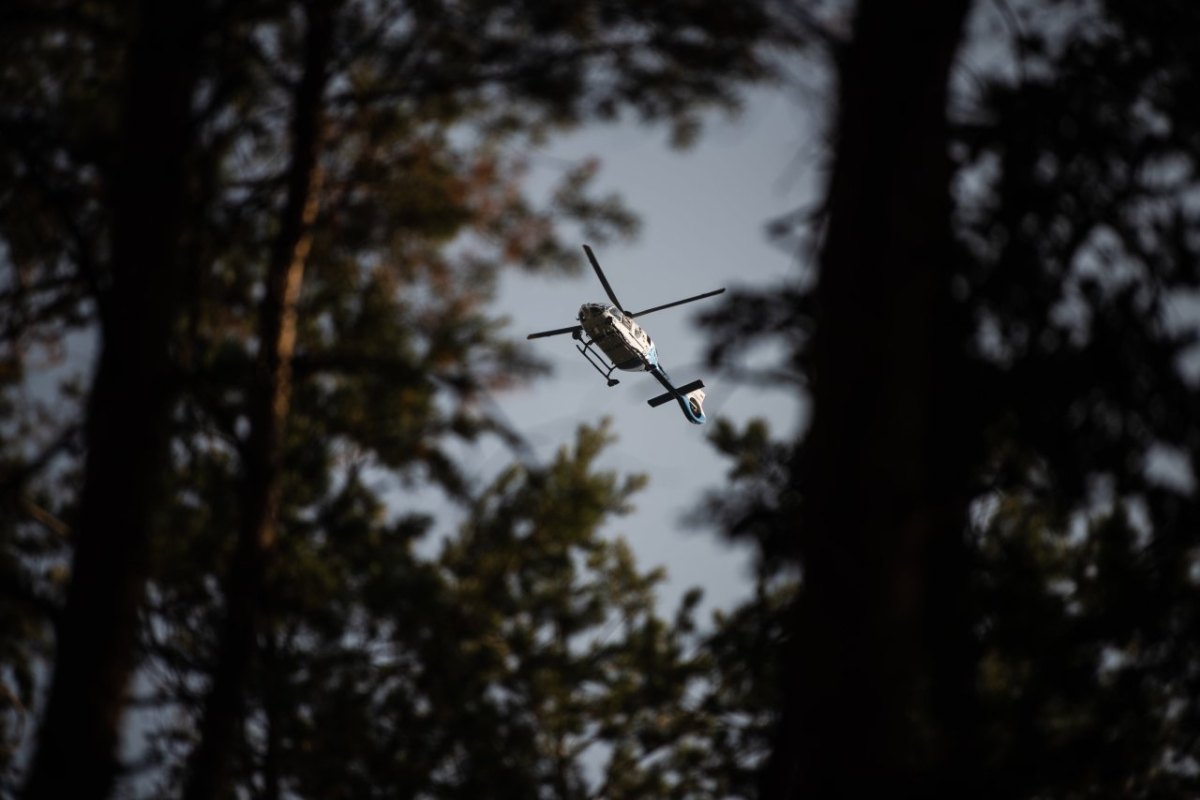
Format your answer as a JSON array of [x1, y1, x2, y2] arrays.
[[574, 332, 620, 387]]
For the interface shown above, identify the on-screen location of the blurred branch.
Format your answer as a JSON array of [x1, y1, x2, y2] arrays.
[[989, 0, 1029, 86], [0, 423, 80, 500], [0, 570, 62, 624], [183, 1, 334, 796], [0, 2, 121, 39], [771, 0, 848, 53], [292, 352, 428, 385], [18, 496, 70, 539]]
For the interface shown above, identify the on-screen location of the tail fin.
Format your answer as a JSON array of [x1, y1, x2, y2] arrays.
[[647, 379, 704, 408]]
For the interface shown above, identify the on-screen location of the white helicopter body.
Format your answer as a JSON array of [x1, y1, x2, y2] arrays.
[[527, 247, 721, 424]]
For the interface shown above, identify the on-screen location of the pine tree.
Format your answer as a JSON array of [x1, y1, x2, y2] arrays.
[[698, 0, 1200, 795]]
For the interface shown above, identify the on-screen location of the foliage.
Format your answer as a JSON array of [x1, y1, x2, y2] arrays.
[[140, 422, 781, 799], [970, 494, 1200, 797], [953, 5, 1200, 788], [696, 0, 1200, 795]]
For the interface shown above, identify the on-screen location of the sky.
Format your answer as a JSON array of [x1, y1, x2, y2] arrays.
[[469, 85, 824, 617]]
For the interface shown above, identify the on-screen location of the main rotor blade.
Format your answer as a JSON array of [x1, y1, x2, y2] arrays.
[[628, 287, 726, 319], [527, 325, 583, 340], [583, 244, 624, 312]]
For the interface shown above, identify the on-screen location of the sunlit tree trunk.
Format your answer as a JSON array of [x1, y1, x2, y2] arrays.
[[182, 2, 332, 798], [765, 0, 974, 797], [21, 4, 203, 799]]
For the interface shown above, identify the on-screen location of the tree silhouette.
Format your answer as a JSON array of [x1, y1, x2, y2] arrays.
[[699, 0, 1200, 796], [21, 3, 205, 798], [182, 2, 334, 797], [769, 0, 973, 795], [951, 1, 1200, 793]]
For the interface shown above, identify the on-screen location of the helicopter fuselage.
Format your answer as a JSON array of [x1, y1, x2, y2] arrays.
[[525, 245, 722, 425], [577, 303, 658, 371]]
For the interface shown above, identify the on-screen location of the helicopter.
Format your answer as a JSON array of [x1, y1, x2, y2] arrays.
[[526, 245, 725, 425]]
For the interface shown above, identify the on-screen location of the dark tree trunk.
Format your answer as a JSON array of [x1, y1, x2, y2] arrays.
[[182, 3, 332, 798], [765, 1, 974, 797], [21, 4, 203, 799]]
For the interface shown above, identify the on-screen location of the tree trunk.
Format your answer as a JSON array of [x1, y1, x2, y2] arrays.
[[765, 1, 974, 797], [21, 4, 203, 799], [181, 3, 332, 799]]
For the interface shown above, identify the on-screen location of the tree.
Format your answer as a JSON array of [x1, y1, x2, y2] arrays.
[[698, 0, 1200, 796], [182, 3, 334, 796], [771, 0, 974, 795], [21, 3, 205, 797], [949, 1, 1200, 793], [142, 422, 778, 799]]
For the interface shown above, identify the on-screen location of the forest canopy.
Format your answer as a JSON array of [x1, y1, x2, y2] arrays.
[[3, 0, 1200, 799]]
